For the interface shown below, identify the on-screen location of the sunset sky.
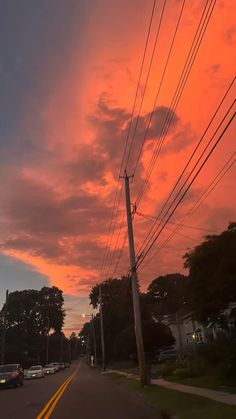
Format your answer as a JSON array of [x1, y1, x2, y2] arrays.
[[0, 0, 235, 334]]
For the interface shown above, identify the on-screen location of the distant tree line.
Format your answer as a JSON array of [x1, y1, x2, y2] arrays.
[[0, 286, 80, 367]]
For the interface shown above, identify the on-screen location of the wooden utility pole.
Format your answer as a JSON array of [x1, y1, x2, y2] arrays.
[[91, 314, 98, 367], [1, 289, 9, 364], [123, 173, 148, 386], [46, 317, 50, 365], [59, 333, 64, 362], [99, 286, 106, 371]]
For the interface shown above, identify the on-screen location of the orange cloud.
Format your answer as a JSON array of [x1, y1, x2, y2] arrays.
[[0, 0, 235, 306]]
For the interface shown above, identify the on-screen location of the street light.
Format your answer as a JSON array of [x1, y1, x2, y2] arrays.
[[82, 313, 98, 367]]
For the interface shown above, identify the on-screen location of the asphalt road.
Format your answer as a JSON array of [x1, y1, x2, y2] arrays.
[[0, 361, 160, 419], [0, 364, 76, 419]]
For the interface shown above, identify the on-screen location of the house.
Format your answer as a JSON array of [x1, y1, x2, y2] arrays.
[[157, 302, 236, 351]]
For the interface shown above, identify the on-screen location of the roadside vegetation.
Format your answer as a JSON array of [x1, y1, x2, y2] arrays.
[[128, 379, 236, 419]]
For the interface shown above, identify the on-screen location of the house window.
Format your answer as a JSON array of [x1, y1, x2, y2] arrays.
[[187, 331, 203, 344]]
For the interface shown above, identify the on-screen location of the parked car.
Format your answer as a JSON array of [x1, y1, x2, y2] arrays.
[[44, 364, 56, 375], [0, 364, 24, 388], [158, 349, 178, 363], [64, 362, 71, 368], [50, 362, 60, 372], [25, 365, 45, 379]]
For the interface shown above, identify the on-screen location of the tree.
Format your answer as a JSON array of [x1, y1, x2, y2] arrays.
[[0, 286, 65, 365], [38, 286, 65, 333], [146, 273, 189, 316], [88, 277, 135, 363], [111, 321, 174, 361], [87, 276, 175, 364], [90, 276, 134, 336], [3, 286, 65, 335], [184, 222, 236, 321]]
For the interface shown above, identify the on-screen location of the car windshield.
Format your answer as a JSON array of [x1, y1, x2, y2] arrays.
[[0, 365, 17, 372], [29, 366, 41, 371], [45, 365, 52, 368]]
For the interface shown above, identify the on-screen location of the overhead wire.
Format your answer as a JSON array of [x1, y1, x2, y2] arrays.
[[99, 0, 158, 284], [119, 0, 157, 176], [136, 77, 235, 257], [102, 0, 218, 326], [136, 109, 235, 268], [137, 211, 200, 243], [133, 0, 186, 175], [136, 210, 220, 235], [135, 0, 216, 206], [123, 0, 167, 173], [138, 151, 236, 272]]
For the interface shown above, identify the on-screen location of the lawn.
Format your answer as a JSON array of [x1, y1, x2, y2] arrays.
[[107, 372, 236, 418], [126, 378, 236, 419]]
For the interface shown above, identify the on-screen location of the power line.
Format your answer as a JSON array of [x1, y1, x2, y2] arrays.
[[137, 100, 235, 258], [136, 211, 200, 243], [123, 0, 167, 173], [99, 0, 158, 284], [139, 151, 236, 272], [137, 109, 235, 268], [119, 0, 157, 176], [136, 210, 220, 235], [135, 0, 216, 206], [133, 0, 186, 175], [136, 78, 235, 258], [104, 210, 126, 279]]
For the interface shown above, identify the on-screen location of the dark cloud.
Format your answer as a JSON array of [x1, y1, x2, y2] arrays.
[[161, 123, 196, 155], [0, 175, 112, 266], [145, 106, 179, 139], [0, 94, 192, 277], [66, 144, 106, 185], [207, 64, 221, 75], [223, 26, 236, 45], [86, 96, 180, 180]]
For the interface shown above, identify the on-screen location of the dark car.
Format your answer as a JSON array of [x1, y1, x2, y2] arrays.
[[158, 349, 178, 363], [0, 364, 24, 388]]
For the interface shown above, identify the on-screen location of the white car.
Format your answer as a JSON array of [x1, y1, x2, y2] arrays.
[[44, 364, 56, 375], [50, 362, 60, 372], [25, 365, 45, 379]]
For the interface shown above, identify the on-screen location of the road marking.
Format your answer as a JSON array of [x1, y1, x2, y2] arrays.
[[36, 365, 80, 419], [36, 377, 71, 419]]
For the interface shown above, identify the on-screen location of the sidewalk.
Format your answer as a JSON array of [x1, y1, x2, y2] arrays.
[[152, 378, 236, 406], [105, 369, 236, 406]]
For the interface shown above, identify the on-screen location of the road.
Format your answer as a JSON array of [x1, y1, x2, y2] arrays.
[[0, 361, 160, 419]]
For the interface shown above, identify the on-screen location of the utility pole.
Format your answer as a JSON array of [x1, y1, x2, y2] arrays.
[[99, 285, 106, 371], [91, 314, 98, 367], [59, 333, 64, 362], [123, 173, 148, 386], [46, 318, 49, 365], [1, 290, 9, 365]]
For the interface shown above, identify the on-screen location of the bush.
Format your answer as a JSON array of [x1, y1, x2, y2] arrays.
[[174, 368, 192, 379], [196, 337, 236, 382], [175, 351, 209, 378], [159, 359, 176, 377]]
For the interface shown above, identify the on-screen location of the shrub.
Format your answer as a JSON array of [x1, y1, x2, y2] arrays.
[[159, 359, 176, 377], [174, 368, 192, 379]]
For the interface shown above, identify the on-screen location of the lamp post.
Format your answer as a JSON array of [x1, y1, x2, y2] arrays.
[[46, 318, 50, 365], [82, 314, 98, 367]]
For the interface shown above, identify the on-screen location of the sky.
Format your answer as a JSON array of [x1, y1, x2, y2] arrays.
[[0, 0, 235, 335]]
